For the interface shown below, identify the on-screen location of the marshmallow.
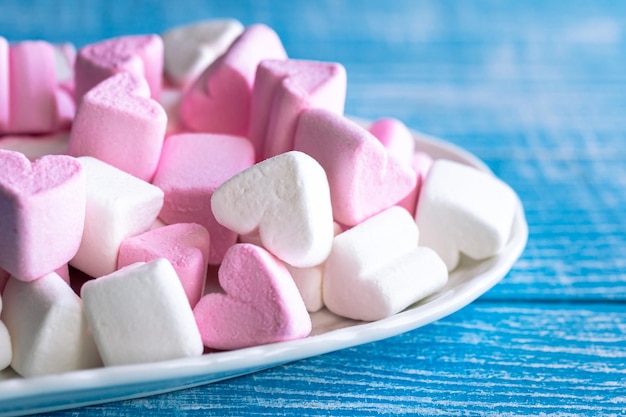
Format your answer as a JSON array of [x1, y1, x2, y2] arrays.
[[179, 24, 287, 136], [0, 37, 8, 132], [323, 206, 448, 321], [286, 263, 324, 313], [416, 159, 518, 271], [212, 151, 334, 268], [1, 273, 101, 377], [238, 229, 325, 313], [0, 132, 69, 160], [249, 59, 347, 160], [53, 43, 77, 129], [255, 221, 342, 313], [67, 72, 167, 182], [159, 87, 183, 135], [70, 156, 164, 278], [152, 132, 255, 264], [396, 151, 434, 216], [74, 34, 163, 102], [294, 109, 417, 226], [368, 118, 415, 166], [81, 258, 203, 366], [193, 243, 311, 350], [8, 41, 57, 134], [0, 150, 85, 281], [162, 19, 244, 87], [0, 293, 11, 371], [53, 43, 76, 86], [118, 223, 211, 308]]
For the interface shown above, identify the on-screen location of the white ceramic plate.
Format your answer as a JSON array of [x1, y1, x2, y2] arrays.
[[0, 128, 528, 416]]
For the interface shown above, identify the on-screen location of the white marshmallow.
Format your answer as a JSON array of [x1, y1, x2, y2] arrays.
[[323, 206, 448, 321], [162, 19, 244, 87], [1, 273, 101, 377], [284, 222, 342, 313], [53, 43, 76, 84], [286, 263, 324, 313], [70, 157, 164, 278], [81, 258, 203, 367], [0, 294, 11, 371], [212, 151, 334, 268], [416, 159, 518, 271]]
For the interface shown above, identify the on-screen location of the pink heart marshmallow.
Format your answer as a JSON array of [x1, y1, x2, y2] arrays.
[[294, 109, 417, 226], [193, 243, 311, 350], [0, 150, 85, 281], [179, 24, 287, 136], [67, 72, 167, 182], [249, 59, 347, 160], [74, 34, 163, 102]]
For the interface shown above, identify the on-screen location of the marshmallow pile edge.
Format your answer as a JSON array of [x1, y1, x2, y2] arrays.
[[0, 18, 520, 378]]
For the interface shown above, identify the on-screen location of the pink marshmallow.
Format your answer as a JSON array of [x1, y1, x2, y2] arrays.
[[67, 72, 167, 182], [118, 223, 211, 308], [179, 24, 287, 136], [249, 59, 347, 160], [368, 118, 415, 166], [54, 86, 75, 130], [193, 243, 311, 350], [396, 151, 434, 216], [152, 132, 255, 264], [74, 34, 163, 102], [0, 150, 85, 281], [294, 109, 417, 226], [0, 37, 8, 132], [8, 41, 57, 134]]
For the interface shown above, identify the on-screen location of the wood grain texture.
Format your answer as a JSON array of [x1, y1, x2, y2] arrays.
[[1, 0, 625, 415], [33, 302, 626, 416]]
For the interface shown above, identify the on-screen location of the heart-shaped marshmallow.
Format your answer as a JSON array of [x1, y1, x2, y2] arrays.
[[249, 59, 347, 160], [323, 206, 448, 321], [162, 19, 244, 87], [193, 243, 311, 350], [67, 72, 167, 182], [416, 159, 518, 271], [211, 151, 334, 268], [294, 108, 417, 226], [74, 34, 163, 102], [179, 24, 287, 136], [0, 150, 85, 281]]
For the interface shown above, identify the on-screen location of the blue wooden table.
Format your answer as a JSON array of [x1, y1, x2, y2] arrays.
[[2, 0, 626, 415]]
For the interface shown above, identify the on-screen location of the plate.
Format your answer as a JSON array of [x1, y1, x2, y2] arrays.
[[0, 128, 528, 416]]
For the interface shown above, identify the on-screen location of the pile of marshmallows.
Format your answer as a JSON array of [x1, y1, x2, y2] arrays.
[[0, 20, 519, 378]]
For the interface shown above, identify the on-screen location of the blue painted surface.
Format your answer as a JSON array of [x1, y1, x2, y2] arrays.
[[2, 0, 626, 415]]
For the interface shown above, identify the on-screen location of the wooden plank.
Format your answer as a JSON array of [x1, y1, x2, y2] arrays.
[[32, 301, 626, 416]]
